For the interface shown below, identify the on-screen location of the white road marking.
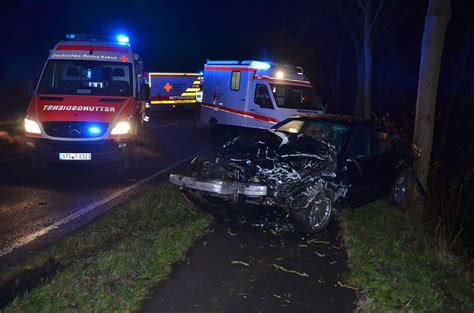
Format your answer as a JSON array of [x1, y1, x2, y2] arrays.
[[150, 122, 180, 130], [0, 155, 28, 163], [0, 150, 206, 257]]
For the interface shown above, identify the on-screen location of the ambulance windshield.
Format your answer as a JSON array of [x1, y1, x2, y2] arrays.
[[37, 60, 133, 96], [270, 84, 323, 111]]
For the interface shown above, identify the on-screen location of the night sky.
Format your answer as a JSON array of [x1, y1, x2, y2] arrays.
[[1, 0, 473, 116]]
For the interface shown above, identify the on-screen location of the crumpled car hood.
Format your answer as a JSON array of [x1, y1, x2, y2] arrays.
[[193, 129, 347, 209]]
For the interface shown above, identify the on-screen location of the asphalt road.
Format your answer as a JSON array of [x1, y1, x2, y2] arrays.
[[0, 112, 208, 266]]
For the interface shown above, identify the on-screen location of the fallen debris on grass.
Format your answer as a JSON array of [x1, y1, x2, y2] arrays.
[[272, 264, 309, 278], [307, 239, 330, 245], [314, 251, 326, 257], [337, 281, 358, 291], [231, 260, 250, 267], [272, 293, 291, 304]]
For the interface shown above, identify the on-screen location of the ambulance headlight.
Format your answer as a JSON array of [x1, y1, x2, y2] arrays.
[[111, 121, 131, 135], [276, 71, 285, 79], [25, 118, 42, 134]]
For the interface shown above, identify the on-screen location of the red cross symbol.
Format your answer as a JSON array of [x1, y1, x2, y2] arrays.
[[119, 55, 129, 62], [164, 83, 172, 92]]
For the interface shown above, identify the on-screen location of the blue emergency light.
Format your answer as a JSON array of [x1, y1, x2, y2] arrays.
[[250, 61, 271, 70], [116, 34, 130, 45], [65, 34, 131, 46], [88, 126, 102, 135]]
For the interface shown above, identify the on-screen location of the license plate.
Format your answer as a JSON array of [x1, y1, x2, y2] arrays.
[[59, 153, 92, 161]]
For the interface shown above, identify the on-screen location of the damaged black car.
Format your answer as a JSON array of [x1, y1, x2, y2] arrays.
[[170, 115, 413, 233]]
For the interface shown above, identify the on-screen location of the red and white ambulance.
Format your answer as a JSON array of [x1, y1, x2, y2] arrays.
[[200, 60, 324, 129], [24, 34, 149, 168]]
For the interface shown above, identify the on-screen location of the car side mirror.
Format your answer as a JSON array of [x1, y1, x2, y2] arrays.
[[140, 83, 150, 100]]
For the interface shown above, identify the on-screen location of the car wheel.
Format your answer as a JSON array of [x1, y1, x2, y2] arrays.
[[293, 191, 333, 233], [390, 167, 415, 207]]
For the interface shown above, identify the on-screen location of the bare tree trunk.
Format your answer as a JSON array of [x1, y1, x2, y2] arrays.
[[363, 0, 374, 119], [413, 0, 451, 191], [355, 52, 365, 116], [336, 48, 341, 112]]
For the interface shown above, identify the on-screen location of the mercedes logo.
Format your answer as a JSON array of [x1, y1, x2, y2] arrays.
[[68, 123, 82, 136]]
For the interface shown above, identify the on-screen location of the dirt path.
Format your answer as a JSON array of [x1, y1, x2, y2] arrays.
[[142, 205, 356, 313]]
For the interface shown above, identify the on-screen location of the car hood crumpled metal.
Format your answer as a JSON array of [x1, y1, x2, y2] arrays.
[[193, 129, 348, 210]]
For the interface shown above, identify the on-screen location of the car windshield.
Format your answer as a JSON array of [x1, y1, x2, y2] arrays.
[[272, 119, 349, 151], [270, 84, 323, 111], [37, 60, 133, 96]]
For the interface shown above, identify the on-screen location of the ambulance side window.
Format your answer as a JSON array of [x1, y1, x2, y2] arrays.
[[254, 84, 274, 109], [230, 71, 241, 91]]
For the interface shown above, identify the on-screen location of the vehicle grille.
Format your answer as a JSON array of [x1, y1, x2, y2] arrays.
[[42, 121, 109, 138]]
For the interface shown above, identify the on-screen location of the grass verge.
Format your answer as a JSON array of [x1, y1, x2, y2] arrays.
[[340, 200, 474, 312], [0, 117, 25, 159], [1, 183, 212, 312]]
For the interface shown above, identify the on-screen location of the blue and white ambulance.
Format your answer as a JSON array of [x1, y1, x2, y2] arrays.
[[200, 60, 324, 129]]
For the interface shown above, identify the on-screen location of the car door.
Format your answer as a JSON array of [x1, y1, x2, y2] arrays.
[[339, 126, 379, 207], [374, 128, 405, 196], [247, 83, 277, 129]]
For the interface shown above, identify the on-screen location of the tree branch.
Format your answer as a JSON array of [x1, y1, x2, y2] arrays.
[[357, 0, 367, 11], [375, 7, 415, 33], [369, 0, 386, 34]]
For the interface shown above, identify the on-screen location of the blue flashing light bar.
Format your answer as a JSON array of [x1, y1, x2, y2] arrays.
[[88, 126, 101, 135], [250, 61, 271, 70], [65, 34, 131, 46], [206, 60, 240, 65], [116, 34, 130, 45]]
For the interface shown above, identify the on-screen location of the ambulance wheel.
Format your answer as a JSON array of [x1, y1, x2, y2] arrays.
[[123, 146, 141, 179], [209, 119, 220, 150], [209, 118, 217, 130]]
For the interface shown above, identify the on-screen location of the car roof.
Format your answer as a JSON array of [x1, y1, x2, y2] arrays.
[[291, 114, 380, 127]]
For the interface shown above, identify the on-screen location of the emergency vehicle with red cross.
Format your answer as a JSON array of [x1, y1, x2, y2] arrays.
[[24, 34, 150, 169], [147, 72, 202, 111], [200, 60, 324, 129]]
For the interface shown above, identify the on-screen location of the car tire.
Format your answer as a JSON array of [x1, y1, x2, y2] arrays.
[[390, 167, 415, 208], [292, 191, 333, 233]]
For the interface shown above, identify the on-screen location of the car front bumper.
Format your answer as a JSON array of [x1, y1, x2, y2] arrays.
[[25, 137, 132, 164], [169, 174, 268, 197]]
